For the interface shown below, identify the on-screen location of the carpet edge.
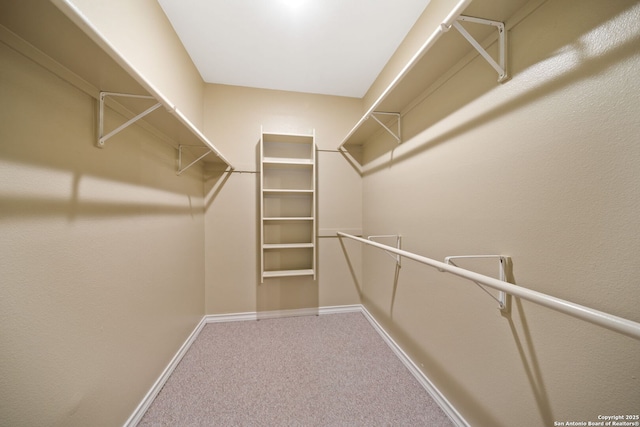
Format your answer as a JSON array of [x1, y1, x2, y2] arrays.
[[357, 305, 470, 427]]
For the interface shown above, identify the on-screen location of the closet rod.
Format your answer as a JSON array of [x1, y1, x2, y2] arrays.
[[337, 232, 640, 341]]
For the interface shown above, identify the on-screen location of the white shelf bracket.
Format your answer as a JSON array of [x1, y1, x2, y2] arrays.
[[442, 255, 511, 312], [368, 112, 401, 144], [453, 15, 508, 83], [368, 235, 402, 267], [177, 145, 212, 176], [98, 91, 162, 148]]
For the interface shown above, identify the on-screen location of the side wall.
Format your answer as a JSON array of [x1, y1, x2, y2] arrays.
[[357, 1, 640, 426], [203, 84, 363, 314], [0, 37, 205, 426], [362, 0, 456, 112]]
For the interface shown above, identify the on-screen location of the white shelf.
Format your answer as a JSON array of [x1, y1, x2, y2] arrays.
[[0, 1, 234, 172], [263, 189, 313, 194], [262, 269, 315, 279], [263, 157, 313, 166], [263, 243, 314, 249], [338, 0, 530, 151], [263, 217, 314, 221]]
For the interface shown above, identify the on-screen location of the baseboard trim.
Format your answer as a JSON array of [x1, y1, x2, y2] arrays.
[[123, 316, 207, 427], [204, 304, 364, 323], [357, 305, 469, 427], [125, 304, 467, 427]]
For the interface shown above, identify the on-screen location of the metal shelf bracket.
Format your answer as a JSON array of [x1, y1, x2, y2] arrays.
[[368, 112, 402, 144], [443, 255, 511, 312], [177, 145, 212, 176], [98, 91, 162, 148], [368, 235, 402, 267], [452, 15, 508, 83]]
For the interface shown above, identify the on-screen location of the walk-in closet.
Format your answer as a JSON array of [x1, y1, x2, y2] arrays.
[[1, 0, 639, 426]]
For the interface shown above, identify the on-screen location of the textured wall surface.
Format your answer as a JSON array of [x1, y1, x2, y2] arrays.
[[202, 84, 363, 314], [0, 38, 205, 426], [356, 1, 640, 426], [2, 0, 639, 425]]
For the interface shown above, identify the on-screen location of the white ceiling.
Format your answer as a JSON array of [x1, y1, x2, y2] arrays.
[[156, 0, 431, 98]]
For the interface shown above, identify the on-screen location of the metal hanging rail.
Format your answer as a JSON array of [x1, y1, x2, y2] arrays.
[[337, 232, 640, 340]]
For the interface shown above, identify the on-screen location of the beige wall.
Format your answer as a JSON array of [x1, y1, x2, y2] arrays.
[[356, 1, 640, 426], [54, 0, 206, 129], [202, 84, 363, 314], [362, 0, 455, 112], [3, 0, 639, 425], [0, 36, 205, 426]]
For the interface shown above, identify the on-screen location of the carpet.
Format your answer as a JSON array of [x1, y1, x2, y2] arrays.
[[138, 312, 453, 426]]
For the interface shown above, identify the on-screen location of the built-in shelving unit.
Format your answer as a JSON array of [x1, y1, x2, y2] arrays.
[[0, 0, 233, 174], [260, 131, 316, 283], [338, 0, 530, 154]]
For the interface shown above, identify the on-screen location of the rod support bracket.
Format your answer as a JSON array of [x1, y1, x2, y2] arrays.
[[177, 145, 212, 175], [454, 15, 508, 83], [367, 112, 402, 144], [367, 235, 402, 266], [443, 255, 512, 313], [97, 91, 161, 148]]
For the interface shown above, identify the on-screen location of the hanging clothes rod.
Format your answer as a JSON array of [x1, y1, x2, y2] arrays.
[[337, 232, 640, 341]]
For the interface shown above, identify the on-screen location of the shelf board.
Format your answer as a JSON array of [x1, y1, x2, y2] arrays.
[[262, 132, 314, 144], [263, 243, 314, 249], [263, 189, 313, 194], [262, 269, 315, 279], [263, 217, 314, 221], [0, 0, 233, 170], [339, 0, 530, 150], [263, 157, 313, 166]]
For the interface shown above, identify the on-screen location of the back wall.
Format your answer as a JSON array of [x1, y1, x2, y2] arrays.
[[202, 84, 364, 314]]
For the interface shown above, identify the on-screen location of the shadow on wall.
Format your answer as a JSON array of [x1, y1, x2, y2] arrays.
[[356, 2, 640, 174], [362, 296, 506, 427], [0, 192, 201, 221], [338, 235, 363, 300], [1, 37, 218, 224], [506, 298, 554, 426], [204, 165, 233, 211], [0, 84, 207, 223], [354, 246, 555, 426]]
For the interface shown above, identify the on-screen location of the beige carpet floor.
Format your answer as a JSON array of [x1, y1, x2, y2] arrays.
[[139, 312, 454, 426]]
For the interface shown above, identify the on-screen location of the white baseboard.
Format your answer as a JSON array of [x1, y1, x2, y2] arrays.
[[203, 304, 363, 323], [357, 306, 469, 427], [125, 304, 467, 427], [123, 316, 207, 427]]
